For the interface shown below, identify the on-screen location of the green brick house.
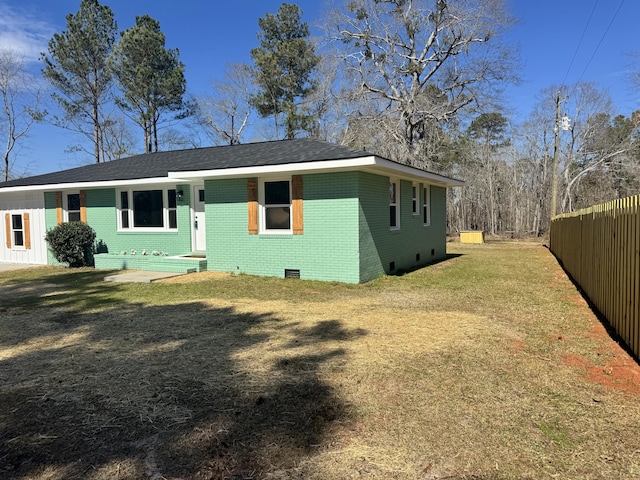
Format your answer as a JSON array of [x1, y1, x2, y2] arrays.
[[0, 139, 463, 283]]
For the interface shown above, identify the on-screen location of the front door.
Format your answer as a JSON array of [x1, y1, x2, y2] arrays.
[[193, 185, 206, 252]]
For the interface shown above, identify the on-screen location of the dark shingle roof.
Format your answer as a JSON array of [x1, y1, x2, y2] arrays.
[[0, 139, 375, 188]]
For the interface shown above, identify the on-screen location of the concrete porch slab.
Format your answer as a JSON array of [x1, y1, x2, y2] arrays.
[[104, 270, 186, 283]]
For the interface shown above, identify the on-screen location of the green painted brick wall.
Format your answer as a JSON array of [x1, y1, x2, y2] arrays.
[[204, 171, 448, 284], [44, 186, 193, 265], [41, 175, 448, 282], [205, 173, 361, 283], [357, 173, 448, 282]]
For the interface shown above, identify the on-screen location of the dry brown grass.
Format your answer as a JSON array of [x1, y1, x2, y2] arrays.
[[1, 242, 639, 479]]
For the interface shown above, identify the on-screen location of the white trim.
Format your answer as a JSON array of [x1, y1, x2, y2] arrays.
[[64, 192, 81, 222], [192, 184, 206, 252], [423, 184, 431, 227], [169, 156, 465, 187], [411, 182, 419, 216], [0, 176, 185, 194], [372, 158, 464, 187], [117, 186, 178, 232], [9, 213, 26, 249], [259, 177, 292, 234], [0, 156, 464, 195], [170, 157, 378, 180], [389, 178, 400, 231]]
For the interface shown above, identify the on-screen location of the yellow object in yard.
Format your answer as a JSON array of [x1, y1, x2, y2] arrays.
[[460, 231, 485, 244]]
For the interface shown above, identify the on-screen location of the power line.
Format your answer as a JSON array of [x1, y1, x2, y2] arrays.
[[574, 0, 625, 86], [560, 0, 599, 87]]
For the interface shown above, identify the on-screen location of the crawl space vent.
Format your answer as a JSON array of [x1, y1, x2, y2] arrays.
[[284, 269, 300, 279]]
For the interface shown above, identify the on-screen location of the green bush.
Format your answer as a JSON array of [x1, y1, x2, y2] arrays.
[[45, 222, 96, 267]]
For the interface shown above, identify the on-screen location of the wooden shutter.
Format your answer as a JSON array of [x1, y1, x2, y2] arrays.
[[79, 190, 87, 222], [248, 178, 258, 234], [292, 175, 303, 235], [23, 213, 31, 249], [55, 191, 63, 224], [4, 213, 10, 248]]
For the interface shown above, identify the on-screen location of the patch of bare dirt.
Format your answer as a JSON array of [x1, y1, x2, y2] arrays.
[[563, 322, 640, 397], [157, 270, 231, 284]]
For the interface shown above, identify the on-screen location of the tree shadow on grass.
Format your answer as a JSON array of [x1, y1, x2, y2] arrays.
[[391, 253, 464, 277], [0, 267, 124, 315], [0, 297, 367, 479]]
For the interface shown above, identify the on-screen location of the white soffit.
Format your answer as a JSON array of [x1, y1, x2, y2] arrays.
[[169, 156, 464, 187], [0, 176, 189, 194], [0, 156, 464, 194]]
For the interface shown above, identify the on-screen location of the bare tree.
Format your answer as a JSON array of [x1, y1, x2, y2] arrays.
[[556, 83, 634, 212], [194, 63, 254, 145], [101, 113, 136, 161], [0, 49, 43, 181], [325, 0, 519, 167]]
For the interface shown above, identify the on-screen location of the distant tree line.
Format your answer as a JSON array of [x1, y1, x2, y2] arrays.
[[2, 0, 639, 236]]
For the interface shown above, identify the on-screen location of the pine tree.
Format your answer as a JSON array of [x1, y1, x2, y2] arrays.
[[110, 15, 187, 153], [250, 3, 319, 139], [41, 0, 117, 163]]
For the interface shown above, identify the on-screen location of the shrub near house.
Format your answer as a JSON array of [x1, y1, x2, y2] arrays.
[[45, 222, 96, 267]]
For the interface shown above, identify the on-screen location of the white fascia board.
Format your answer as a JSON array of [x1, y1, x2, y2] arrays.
[[0, 176, 191, 195], [369, 158, 465, 187], [167, 156, 380, 180], [169, 155, 465, 187]]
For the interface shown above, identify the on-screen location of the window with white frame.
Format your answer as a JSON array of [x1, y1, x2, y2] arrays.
[[11, 214, 24, 247], [389, 179, 399, 230], [167, 189, 177, 229], [66, 193, 81, 222], [118, 188, 178, 230], [261, 179, 291, 233], [423, 185, 431, 226], [120, 191, 130, 228], [412, 183, 419, 215]]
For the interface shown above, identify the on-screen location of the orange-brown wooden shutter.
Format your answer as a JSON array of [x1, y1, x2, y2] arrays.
[[292, 175, 303, 235], [79, 190, 87, 222], [23, 213, 31, 249], [248, 178, 258, 234], [4, 213, 10, 248], [55, 191, 63, 224]]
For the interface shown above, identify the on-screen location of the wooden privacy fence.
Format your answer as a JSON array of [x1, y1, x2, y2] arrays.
[[550, 195, 640, 360]]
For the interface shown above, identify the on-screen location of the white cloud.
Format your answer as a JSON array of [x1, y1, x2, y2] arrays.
[[0, 2, 53, 62]]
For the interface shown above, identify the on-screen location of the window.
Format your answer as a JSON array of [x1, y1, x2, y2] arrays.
[[168, 189, 178, 229], [423, 185, 431, 226], [11, 214, 24, 247], [5, 212, 30, 249], [250, 177, 302, 235], [261, 179, 291, 233], [389, 179, 399, 230], [118, 188, 178, 230], [120, 191, 130, 228], [412, 183, 419, 215], [66, 193, 81, 222]]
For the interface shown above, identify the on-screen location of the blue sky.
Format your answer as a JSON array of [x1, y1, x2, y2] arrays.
[[0, 0, 638, 176]]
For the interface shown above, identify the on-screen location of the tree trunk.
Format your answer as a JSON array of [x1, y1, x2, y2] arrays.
[[93, 99, 101, 163]]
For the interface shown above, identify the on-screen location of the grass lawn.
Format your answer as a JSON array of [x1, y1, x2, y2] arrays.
[[1, 241, 639, 479]]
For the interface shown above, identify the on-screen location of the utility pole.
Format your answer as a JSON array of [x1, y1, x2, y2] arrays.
[[551, 90, 562, 218]]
